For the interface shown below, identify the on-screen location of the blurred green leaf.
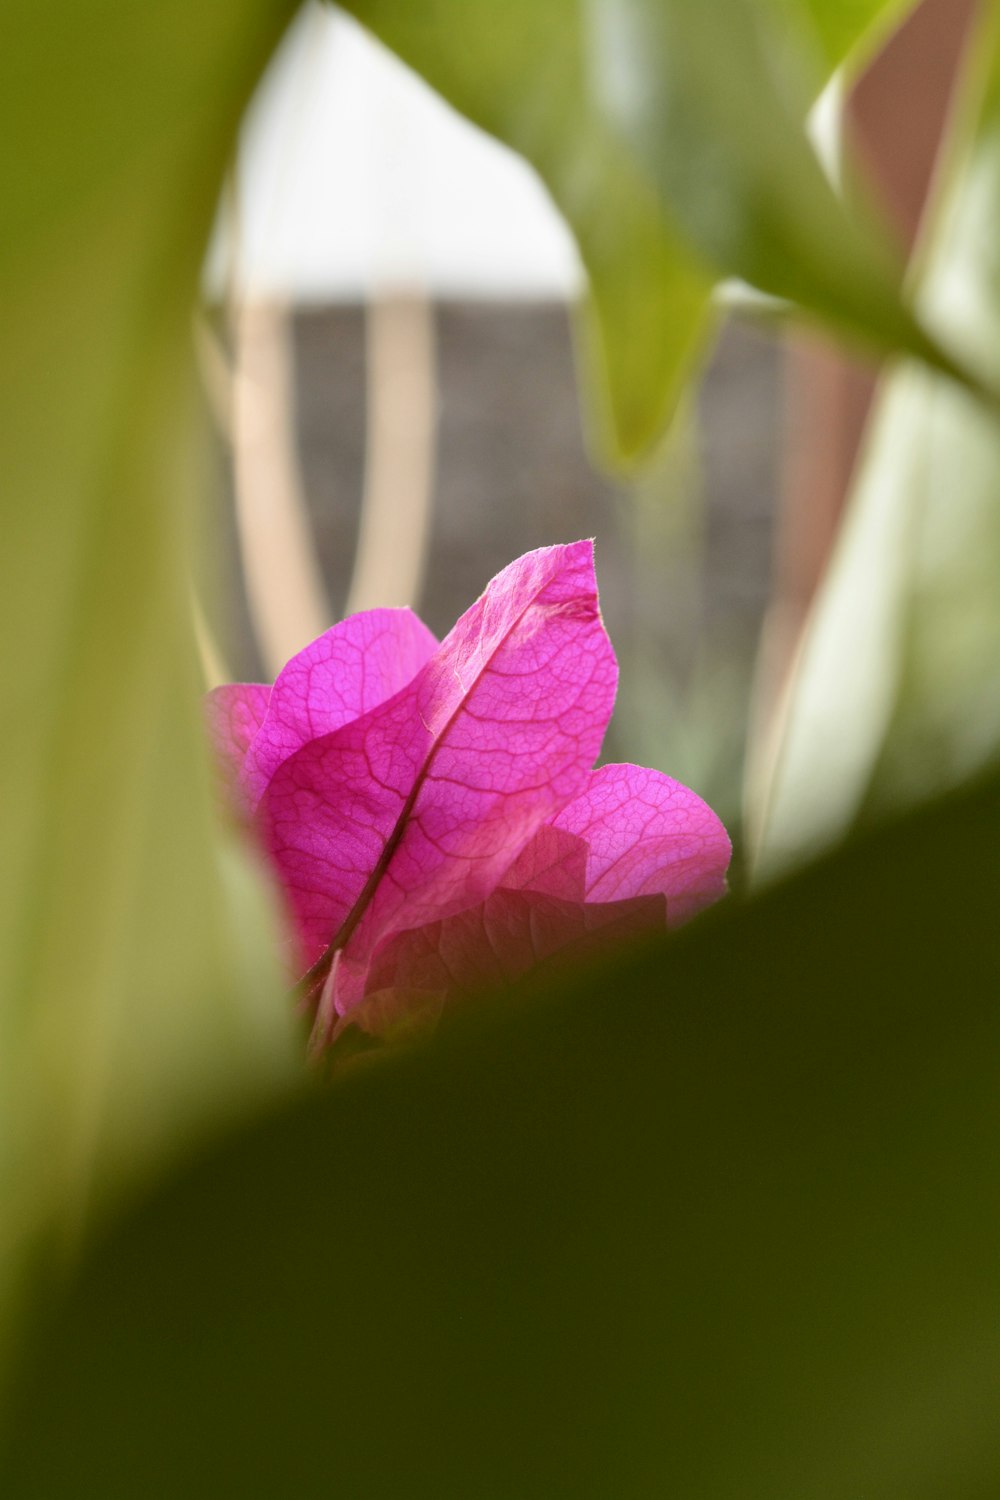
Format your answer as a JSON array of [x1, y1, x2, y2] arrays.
[[789, 0, 917, 72], [753, 10, 1000, 876], [341, 0, 984, 466], [0, 0, 300, 1342], [3, 769, 999, 1496], [607, 0, 946, 360], [337, 0, 717, 464]]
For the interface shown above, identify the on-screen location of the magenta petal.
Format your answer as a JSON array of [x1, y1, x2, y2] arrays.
[[359, 761, 730, 1014], [204, 683, 271, 814], [364, 888, 666, 1010], [498, 823, 590, 900], [241, 608, 438, 809], [257, 542, 618, 996], [359, 762, 729, 1018], [551, 763, 731, 926]]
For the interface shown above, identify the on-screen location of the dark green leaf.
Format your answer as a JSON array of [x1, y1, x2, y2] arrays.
[[5, 770, 999, 1497]]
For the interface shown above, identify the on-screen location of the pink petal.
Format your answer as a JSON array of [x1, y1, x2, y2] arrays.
[[241, 608, 438, 809], [498, 822, 590, 900], [362, 887, 666, 1014], [204, 683, 271, 815], [257, 542, 618, 1003], [551, 763, 731, 926], [353, 761, 729, 1021]]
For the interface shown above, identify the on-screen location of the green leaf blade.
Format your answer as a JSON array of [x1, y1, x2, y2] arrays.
[[5, 772, 999, 1496], [0, 0, 301, 1341]]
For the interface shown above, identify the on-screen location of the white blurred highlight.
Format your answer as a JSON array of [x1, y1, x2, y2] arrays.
[[205, 3, 582, 301]]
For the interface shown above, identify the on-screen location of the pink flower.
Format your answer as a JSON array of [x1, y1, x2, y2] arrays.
[[207, 542, 730, 1046]]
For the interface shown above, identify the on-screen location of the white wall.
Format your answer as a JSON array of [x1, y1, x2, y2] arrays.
[[207, 3, 582, 301]]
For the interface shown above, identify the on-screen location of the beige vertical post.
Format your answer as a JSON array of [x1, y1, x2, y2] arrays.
[[345, 293, 437, 618], [231, 300, 331, 676]]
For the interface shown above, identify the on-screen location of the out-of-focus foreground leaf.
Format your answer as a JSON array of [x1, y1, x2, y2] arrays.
[[791, 0, 917, 71], [338, 0, 716, 463], [606, 0, 938, 351], [0, 0, 299, 1349], [753, 10, 1000, 876], [4, 768, 999, 1497], [340, 0, 972, 465]]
